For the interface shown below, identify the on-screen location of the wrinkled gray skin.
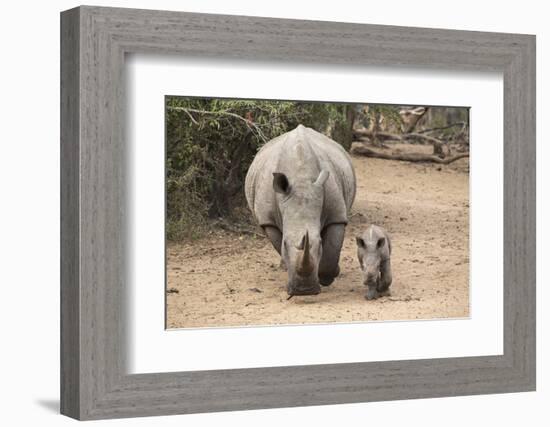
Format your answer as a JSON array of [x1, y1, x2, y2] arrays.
[[245, 125, 356, 296], [356, 225, 392, 300]]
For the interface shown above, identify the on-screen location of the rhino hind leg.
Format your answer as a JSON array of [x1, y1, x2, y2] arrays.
[[319, 224, 345, 286]]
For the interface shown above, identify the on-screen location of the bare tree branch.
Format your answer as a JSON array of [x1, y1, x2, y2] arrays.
[[168, 106, 268, 143], [180, 108, 199, 125], [418, 122, 466, 134], [351, 145, 469, 164]]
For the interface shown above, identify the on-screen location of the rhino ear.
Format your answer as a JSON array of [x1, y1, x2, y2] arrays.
[[356, 236, 366, 248], [314, 170, 330, 187], [377, 237, 386, 249], [273, 172, 290, 195]]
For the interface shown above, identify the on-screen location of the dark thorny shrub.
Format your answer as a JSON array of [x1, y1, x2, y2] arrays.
[[165, 98, 356, 241]]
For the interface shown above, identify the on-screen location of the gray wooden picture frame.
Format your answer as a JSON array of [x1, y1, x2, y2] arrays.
[[60, 5, 536, 421]]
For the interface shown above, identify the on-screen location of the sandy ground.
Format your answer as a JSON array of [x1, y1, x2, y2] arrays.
[[166, 143, 470, 329]]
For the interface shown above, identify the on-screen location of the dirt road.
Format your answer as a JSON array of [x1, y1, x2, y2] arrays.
[[166, 144, 469, 329]]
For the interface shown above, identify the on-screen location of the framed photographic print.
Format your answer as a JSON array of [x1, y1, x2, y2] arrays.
[[61, 5, 536, 420]]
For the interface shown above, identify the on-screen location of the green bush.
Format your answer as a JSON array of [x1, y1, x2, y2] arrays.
[[165, 98, 354, 241]]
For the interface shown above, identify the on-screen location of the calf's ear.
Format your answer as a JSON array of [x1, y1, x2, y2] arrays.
[[273, 172, 290, 195], [377, 237, 386, 249], [356, 236, 365, 248]]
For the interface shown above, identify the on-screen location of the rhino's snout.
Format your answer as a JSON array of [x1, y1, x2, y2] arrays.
[[288, 284, 321, 296], [364, 271, 380, 300], [366, 268, 378, 280], [285, 230, 322, 296], [287, 272, 321, 296], [362, 254, 380, 278], [363, 266, 379, 284]]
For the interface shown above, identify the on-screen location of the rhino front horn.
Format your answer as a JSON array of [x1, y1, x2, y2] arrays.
[[296, 231, 314, 277]]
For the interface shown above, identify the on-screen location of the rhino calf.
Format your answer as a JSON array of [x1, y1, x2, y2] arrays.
[[356, 225, 392, 300]]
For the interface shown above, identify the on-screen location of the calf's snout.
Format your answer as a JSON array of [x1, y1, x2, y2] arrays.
[[365, 267, 378, 278], [363, 264, 379, 283]]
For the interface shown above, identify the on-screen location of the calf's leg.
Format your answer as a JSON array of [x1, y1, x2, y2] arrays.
[[378, 259, 392, 293]]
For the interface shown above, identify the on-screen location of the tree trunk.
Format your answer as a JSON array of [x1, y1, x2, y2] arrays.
[[330, 105, 356, 150], [401, 106, 429, 133]]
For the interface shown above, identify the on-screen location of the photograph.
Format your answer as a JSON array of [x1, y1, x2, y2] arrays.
[[50, 2, 538, 422], [165, 97, 470, 329]]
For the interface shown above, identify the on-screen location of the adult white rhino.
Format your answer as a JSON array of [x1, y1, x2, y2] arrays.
[[245, 125, 356, 296]]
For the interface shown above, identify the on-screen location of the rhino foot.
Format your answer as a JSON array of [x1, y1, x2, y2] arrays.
[[365, 287, 379, 300], [319, 275, 335, 286], [319, 265, 340, 286]]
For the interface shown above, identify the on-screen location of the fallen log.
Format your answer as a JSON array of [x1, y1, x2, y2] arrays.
[[354, 129, 444, 145], [356, 136, 391, 148], [353, 129, 403, 141], [351, 145, 469, 164], [353, 129, 448, 156]]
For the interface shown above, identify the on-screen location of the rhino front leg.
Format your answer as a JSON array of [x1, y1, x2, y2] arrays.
[[263, 225, 282, 254], [319, 224, 345, 286], [263, 226, 285, 269], [378, 259, 392, 293]]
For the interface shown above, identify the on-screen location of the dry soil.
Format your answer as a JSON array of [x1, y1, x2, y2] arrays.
[[166, 143, 470, 329]]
